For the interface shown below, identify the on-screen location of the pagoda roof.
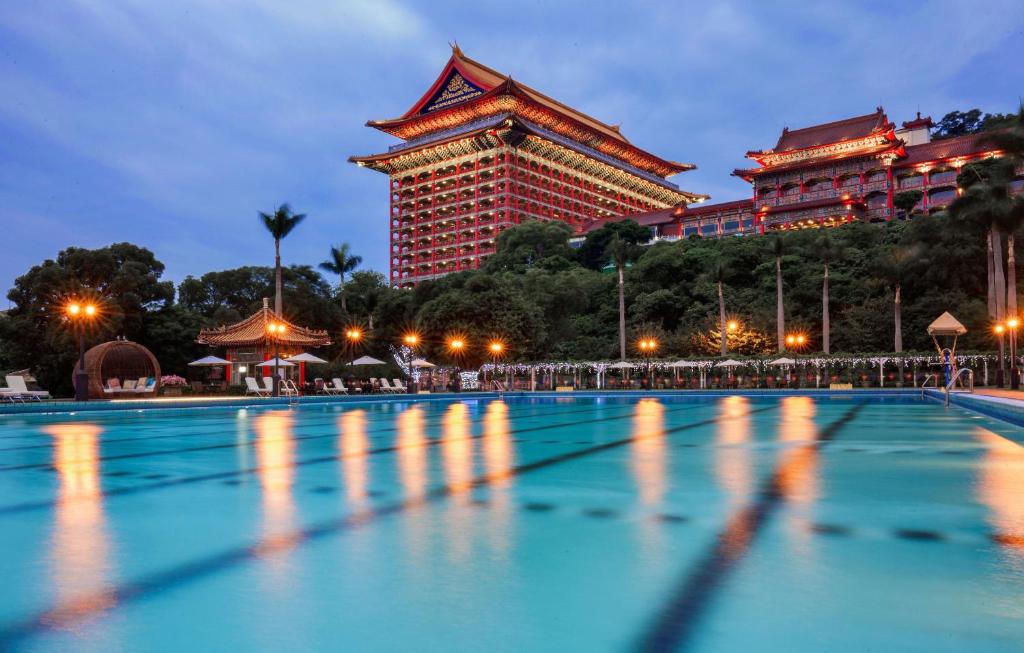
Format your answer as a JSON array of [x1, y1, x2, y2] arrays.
[[770, 108, 893, 153], [361, 45, 695, 178], [757, 196, 864, 215], [733, 141, 903, 180], [895, 132, 999, 168], [197, 301, 331, 348]]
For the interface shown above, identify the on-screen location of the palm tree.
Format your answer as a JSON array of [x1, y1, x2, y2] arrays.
[[259, 204, 307, 316], [606, 234, 630, 360], [880, 245, 920, 353], [982, 104, 1024, 316], [818, 234, 838, 354], [319, 243, 362, 313], [713, 260, 728, 356], [771, 236, 786, 351]]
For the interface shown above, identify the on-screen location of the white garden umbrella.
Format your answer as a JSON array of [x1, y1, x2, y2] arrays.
[[289, 352, 328, 364], [769, 357, 797, 366], [188, 355, 231, 366], [667, 360, 701, 368], [607, 361, 633, 369], [716, 359, 744, 367], [349, 356, 386, 366], [412, 359, 436, 368], [257, 358, 295, 367]]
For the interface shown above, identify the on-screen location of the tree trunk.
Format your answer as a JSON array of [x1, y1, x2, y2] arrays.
[[274, 239, 283, 316], [894, 282, 902, 352], [339, 275, 347, 314], [987, 230, 997, 318], [993, 226, 1006, 321], [776, 256, 785, 351], [617, 264, 626, 360], [1007, 233, 1017, 317], [718, 280, 727, 356], [822, 263, 830, 355]]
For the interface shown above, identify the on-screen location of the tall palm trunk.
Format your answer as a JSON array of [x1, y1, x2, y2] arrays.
[[617, 264, 626, 360], [339, 275, 347, 313], [987, 231, 997, 318], [274, 238, 282, 316], [894, 282, 902, 352], [822, 263, 830, 354], [1008, 233, 1017, 317], [993, 226, 1006, 321], [776, 255, 785, 351], [718, 280, 727, 356]]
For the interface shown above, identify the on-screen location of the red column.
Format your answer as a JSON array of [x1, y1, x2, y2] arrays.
[[885, 165, 895, 220], [299, 361, 306, 386], [225, 352, 232, 383], [262, 352, 270, 378]]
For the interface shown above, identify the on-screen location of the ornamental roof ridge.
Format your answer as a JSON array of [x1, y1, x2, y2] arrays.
[[753, 108, 893, 155], [196, 302, 331, 347]]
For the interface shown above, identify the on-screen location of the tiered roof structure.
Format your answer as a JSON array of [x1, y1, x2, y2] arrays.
[[351, 44, 705, 287]]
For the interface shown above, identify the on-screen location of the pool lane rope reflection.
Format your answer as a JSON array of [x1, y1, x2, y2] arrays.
[[0, 402, 779, 646], [633, 402, 866, 653]]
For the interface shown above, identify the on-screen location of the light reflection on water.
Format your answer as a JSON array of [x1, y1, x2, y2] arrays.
[[974, 426, 1024, 568], [442, 402, 475, 561], [253, 411, 298, 568], [776, 396, 818, 555], [338, 409, 369, 508], [715, 395, 752, 500], [630, 398, 667, 507], [44, 423, 117, 632], [483, 400, 514, 555]]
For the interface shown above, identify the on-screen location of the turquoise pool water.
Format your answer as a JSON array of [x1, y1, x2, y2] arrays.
[[0, 394, 1022, 651]]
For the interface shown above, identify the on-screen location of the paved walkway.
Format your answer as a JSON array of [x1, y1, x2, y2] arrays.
[[974, 388, 1024, 402]]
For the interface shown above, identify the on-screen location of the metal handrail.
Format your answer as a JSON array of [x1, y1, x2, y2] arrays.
[[921, 374, 937, 398], [944, 368, 974, 406]]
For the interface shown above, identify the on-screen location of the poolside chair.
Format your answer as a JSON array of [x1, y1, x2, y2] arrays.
[[6, 375, 51, 400], [262, 377, 275, 394], [391, 378, 408, 392], [244, 377, 270, 397], [379, 378, 400, 393], [0, 385, 25, 402], [327, 378, 349, 395]]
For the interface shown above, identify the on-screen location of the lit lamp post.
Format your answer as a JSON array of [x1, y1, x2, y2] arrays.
[[725, 320, 739, 354], [488, 341, 504, 389], [638, 338, 658, 388], [267, 322, 287, 397], [403, 333, 419, 394], [994, 323, 1006, 388], [448, 338, 465, 392], [345, 328, 362, 366], [66, 300, 98, 401], [1009, 317, 1020, 390]]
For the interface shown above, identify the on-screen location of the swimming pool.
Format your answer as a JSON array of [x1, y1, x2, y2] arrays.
[[0, 394, 1021, 651]]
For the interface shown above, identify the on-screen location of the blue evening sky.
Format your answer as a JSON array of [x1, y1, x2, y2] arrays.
[[2, 1, 1023, 301]]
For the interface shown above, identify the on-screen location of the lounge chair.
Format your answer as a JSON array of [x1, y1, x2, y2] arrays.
[[245, 377, 270, 397], [391, 378, 408, 393], [0, 385, 25, 402], [262, 377, 276, 394], [6, 375, 51, 401], [379, 378, 400, 393], [326, 378, 349, 395]]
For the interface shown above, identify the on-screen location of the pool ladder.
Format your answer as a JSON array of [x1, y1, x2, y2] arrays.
[[921, 369, 974, 406]]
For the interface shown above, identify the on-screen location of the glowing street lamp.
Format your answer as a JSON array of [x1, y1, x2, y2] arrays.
[[448, 337, 466, 392], [994, 323, 1007, 388], [66, 300, 99, 401], [345, 327, 362, 366], [727, 320, 739, 333], [637, 338, 658, 387], [403, 332, 420, 393], [266, 322, 287, 397], [1009, 318, 1020, 389], [488, 341, 504, 389]]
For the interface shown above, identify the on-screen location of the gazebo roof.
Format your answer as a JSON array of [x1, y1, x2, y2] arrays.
[[197, 300, 331, 348]]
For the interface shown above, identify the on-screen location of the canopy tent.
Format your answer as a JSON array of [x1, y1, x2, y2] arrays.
[[607, 361, 634, 369], [412, 359, 436, 368], [667, 360, 702, 368], [768, 357, 797, 366], [288, 353, 328, 364], [349, 356, 386, 366], [188, 356, 231, 366], [256, 358, 295, 367], [927, 312, 968, 336], [715, 359, 744, 367]]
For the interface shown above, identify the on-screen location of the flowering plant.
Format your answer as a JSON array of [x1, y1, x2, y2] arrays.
[[161, 374, 188, 387]]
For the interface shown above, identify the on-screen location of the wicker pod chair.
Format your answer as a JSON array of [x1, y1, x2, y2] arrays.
[[72, 340, 162, 399]]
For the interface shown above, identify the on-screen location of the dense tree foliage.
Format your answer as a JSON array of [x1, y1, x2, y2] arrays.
[[931, 108, 1017, 140]]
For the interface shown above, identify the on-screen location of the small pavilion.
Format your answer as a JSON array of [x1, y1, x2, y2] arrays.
[[196, 298, 331, 384]]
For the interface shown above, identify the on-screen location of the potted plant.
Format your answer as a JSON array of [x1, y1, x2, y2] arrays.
[[161, 375, 188, 397]]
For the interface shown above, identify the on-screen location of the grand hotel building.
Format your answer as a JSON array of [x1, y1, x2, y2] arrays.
[[354, 47, 1021, 285]]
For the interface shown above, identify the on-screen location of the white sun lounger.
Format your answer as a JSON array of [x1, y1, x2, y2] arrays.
[[391, 378, 408, 392], [245, 377, 270, 397], [6, 375, 51, 401], [327, 378, 349, 395], [378, 378, 399, 393]]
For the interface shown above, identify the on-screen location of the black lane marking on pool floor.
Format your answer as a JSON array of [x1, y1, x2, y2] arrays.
[[0, 400, 648, 471], [0, 402, 708, 517], [0, 404, 778, 645], [633, 402, 865, 653]]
